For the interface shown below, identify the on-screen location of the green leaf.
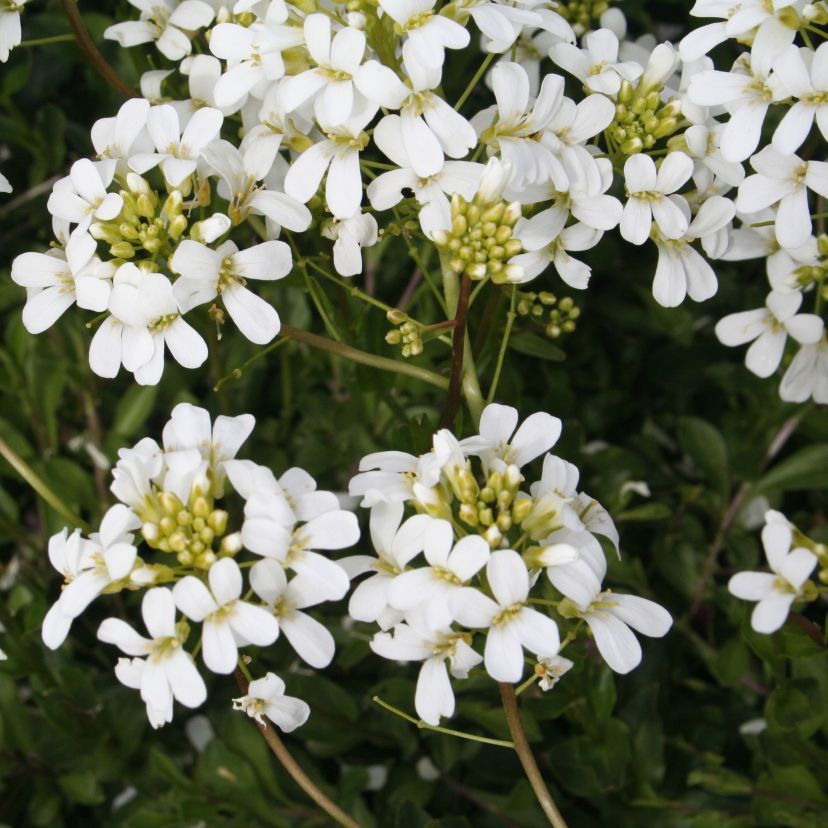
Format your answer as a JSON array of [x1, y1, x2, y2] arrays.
[[677, 416, 729, 496], [754, 444, 828, 494], [112, 384, 159, 439], [508, 333, 566, 361], [58, 770, 105, 805]]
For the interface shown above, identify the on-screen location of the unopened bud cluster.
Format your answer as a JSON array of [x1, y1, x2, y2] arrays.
[[556, 0, 611, 34], [90, 174, 187, 262], [385, 308, 424, 357], [138, 486, 240, 569], [517, 291, 580, 338], [611, 80, 682, 157], [432, 192, 523, 283]]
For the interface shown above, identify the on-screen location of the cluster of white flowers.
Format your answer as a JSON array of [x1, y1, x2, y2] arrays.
[[5, 0, 823, 394], [728, 508, 825, 634], [41, 403, 359, 730], [346, 403, 672, 726]]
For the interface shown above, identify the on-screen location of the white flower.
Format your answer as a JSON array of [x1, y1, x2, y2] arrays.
[[728, 518, 817, 634], [474, 62, 569, 188], [98, 587, 207, 727], [209, 3, 304, 108], [239, 492, 356, 600], [449, 549, 561, 683], [510, 211, 602, 288], [249, 559, 339, 668], [367, 114, 484, 238], [620, 152, 694, 245], [11, 232, 114, 333], [321, 212, 379, 276], [342, 502, 431, 628], [171, 239, 291, 344], [279, 15, 368, 126], [650, 195, 736, 307], [370, 619, 482, 725], [715, 290, 824, 378], [129, 104, 223, 187], [89, 263, 208, 384], [0, 170, 10, 193], [284, 97, 378, 219], [687, 54, 782, 163], [387, 519, 490, 629], [105, 0, 215, 62], [233, 672, 310, 732], [772, 42, 828, 154], [379, 0, 470, 79], [536, 654, 574, 691], [736, 146, 828, 249], [91, 98, 153, 173], [201, 140, 312, 232], [0, 0, 27, 62], [42, 506, 142, 649], [549, 28, 643, 95], [173, 558, 280, 674], [557, 581, 672, 674], [460, 403, 562, 474], [162, 403, 254, 495], [780, 335, 828, 404], [47, 159, 123, 233]]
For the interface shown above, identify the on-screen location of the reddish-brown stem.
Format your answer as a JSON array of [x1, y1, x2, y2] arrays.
[[63, 0, 136, 99], [440, 272, 472, 428]]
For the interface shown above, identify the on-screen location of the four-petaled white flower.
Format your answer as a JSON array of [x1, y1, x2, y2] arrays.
[[729, 518, 817, 634], [173, 558, 280, 674], [98, 587, 207, 728], [450, 549, 561, 683]]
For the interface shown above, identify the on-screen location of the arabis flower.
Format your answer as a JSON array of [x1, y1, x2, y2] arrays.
[[278, 15, 368, 126], [736, 147, 828, 249], [47, 159, 123, 233], [780, 336, 828, 404], [620, 152, 694, 245], [98, 587, 207, 728], [12, 232, 113, 333], [129, 104, 223, 187], [0, 0, 27, 62], [284, 97, 378, 219], [105, 0, 215, 62], [715, 290, 824, 378], [89, 263, 208, 384], [557, 581, 673, 674], [450, 549, 561, 683], [233, 673, 310, 732], [321, 212, 379, 277], [370, 619, 482, 725], [729, 517, 817, 634], [171, 239, 292, 344], [42, 507, 142, 649], [772, 43, 828, 154], [173, 558, 280, 674]]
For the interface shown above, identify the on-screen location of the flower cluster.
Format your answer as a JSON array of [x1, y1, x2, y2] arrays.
[[729, 508, 825, 634], [346, 403, 672, 725], [41, 403, 359, 729], [4, 0, 822, 394]]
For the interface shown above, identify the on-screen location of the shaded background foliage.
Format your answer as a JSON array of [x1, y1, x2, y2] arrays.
[[1, 1, 827, 826]]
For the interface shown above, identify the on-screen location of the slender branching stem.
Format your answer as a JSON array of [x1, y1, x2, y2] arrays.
[[499, 683, 568, 828], [441, 271, 473, 428], [234, 669, 361, 828], [63, 0, 136, 99]]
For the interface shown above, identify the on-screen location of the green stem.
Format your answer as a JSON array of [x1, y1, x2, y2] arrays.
[[372, 696, 515, 748], [213, 337, 290, 390], [303, 258, 394, 314], [280, 324, 448, 390], [0, 436, 90, 532], [455, 52, 495, 111], [487, 286, 517, 404], [499, 683, 568, 828], [18, 33, 76, 47]]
